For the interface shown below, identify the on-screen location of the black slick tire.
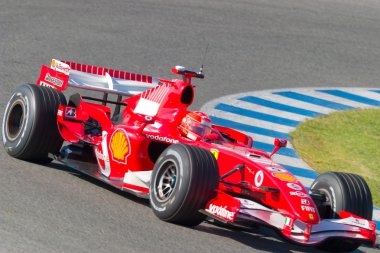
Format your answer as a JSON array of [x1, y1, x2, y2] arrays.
[[2, 84, 66, 162], [149, 143, 219, 227], [310, 172, 373, 252]]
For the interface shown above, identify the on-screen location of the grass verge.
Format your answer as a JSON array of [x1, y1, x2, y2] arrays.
[[290, 108, 380, 207]]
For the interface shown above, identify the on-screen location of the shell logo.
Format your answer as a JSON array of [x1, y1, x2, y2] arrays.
[[273, 172, 296, 182], [109, 129, 131, 164]]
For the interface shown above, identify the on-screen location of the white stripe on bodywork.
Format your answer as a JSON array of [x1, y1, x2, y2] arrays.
[[101, 131, 111, 177], [134, 98, 160, 116], [123, 171, 152, 188], [123, 170, 152, 187], [105, 72, 113, 91]]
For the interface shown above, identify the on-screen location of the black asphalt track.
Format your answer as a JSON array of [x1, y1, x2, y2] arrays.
[[1, 0, 379, 252]]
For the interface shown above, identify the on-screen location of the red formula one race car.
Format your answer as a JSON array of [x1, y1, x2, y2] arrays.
[[2, 60, 378, 252]]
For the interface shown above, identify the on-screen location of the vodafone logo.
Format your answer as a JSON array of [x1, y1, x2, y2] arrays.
[[206, 204, 235, 221], [255, 171, 264, 187], [146, 134, 179, 144]]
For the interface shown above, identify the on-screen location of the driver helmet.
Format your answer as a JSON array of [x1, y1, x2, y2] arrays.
[[179, 111, 212, 141]]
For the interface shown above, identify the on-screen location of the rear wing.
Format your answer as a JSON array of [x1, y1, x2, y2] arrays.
[[37, 59, 159, 97]]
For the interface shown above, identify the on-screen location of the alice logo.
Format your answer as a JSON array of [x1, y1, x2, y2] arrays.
[[109, 129, 131, 164]]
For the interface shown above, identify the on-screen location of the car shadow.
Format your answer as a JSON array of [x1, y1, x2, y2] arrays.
[[194, 223, 370, 253], [44, 161, 151, 208], [43, 161, 372, 253]]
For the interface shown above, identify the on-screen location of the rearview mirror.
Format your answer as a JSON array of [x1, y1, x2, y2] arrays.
[[269, 138, 287, 157], [274, 138, 287, 148]]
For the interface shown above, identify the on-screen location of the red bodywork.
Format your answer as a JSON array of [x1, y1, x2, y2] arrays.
[[36, 60, 377, 248]]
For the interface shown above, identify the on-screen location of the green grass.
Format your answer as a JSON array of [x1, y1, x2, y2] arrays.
[[290, 108, 380, 207]]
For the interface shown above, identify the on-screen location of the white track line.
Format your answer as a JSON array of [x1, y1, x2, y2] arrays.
[[336, 88, 380, 101], [211, 109, 296, 133], [294, 176, 315, 187], [373, 209, 380, 222], [295, 90, 375, 108], [256, 93, 336, 114], [232, 99, 311, 122], [271, 155, 313, 170]]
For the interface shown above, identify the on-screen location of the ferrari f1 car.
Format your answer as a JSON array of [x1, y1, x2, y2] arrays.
[[2, 59, 378, 252]]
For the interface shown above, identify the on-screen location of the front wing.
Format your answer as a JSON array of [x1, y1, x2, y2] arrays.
[[202, 191, 378, 247]]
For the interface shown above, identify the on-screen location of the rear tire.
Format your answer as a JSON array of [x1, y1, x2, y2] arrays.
[[150, 144, 219, 227], [310, 172, 372, 252], [2, 84, 66, 162]]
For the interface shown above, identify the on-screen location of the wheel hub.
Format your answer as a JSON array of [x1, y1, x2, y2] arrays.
[[156, 162, 177, 201]]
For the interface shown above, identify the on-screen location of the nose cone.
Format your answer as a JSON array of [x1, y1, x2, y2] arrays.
[[296, 198, 320, 224], [269, 171, 320, 224], [284, 183, 320, 224]]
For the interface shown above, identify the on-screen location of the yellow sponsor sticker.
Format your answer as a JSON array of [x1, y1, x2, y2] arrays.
[[210, 149, 219, 160], [272, 172, 296, 182]]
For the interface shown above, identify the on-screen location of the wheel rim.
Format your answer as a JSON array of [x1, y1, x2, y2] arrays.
[[155, 161, 177, 202], [6, 99, 25, 142]]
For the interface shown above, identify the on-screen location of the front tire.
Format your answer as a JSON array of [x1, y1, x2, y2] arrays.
[[310, 172, 372, 252], [149, 144, 219, 227], [2, 84, 66, 162]]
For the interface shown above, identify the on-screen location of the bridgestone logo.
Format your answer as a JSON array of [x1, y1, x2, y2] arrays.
[[206, 204, 235, 221], [45, 73, 63, 87], [40, 81, 55, 89], [146, 134, 179, 144]]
